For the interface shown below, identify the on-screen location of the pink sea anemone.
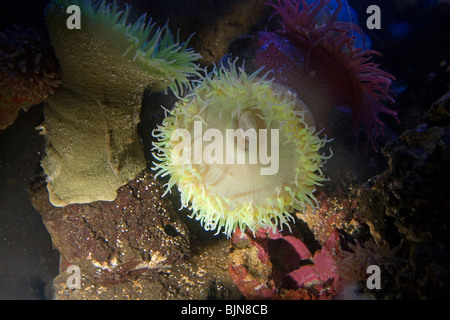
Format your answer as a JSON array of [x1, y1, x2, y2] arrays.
[[337, 239, 404, 283], [255, 0, 398, 149]]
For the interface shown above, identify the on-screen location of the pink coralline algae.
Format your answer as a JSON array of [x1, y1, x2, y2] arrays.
[[253, 0, 397, 148], [229, 227, 344, 300]]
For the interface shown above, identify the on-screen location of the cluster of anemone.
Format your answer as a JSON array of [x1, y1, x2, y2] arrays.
[[152, 61, 331, 237], [151, 0, 398, 238], [0, 25, 60, 129], [1, 0, 397, 240]]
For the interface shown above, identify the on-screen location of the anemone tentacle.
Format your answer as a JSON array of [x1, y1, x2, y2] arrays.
[[49, 0, 201, 94], [266, 0, 397, 149]]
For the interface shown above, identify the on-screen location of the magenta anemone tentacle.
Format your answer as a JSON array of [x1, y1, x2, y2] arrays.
[[265, 0, 398, 150]]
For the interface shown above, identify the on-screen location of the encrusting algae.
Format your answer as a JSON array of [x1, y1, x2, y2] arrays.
[[40, 0, 201, 206], [152, 61, 332, 237]]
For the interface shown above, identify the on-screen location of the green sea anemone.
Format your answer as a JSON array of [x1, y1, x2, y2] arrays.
[[41, 0, 201, 206], [152, 61, 331, 237], [47, 0, 200, 93]]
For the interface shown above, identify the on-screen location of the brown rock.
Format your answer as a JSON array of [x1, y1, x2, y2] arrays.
[[352, 94, 450, 299], [30, 170, 190, 285], [52, 239, 242, 300], [356, 93, 450, 245]]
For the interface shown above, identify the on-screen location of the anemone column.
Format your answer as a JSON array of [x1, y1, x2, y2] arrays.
[[41, 0, 200, 206]]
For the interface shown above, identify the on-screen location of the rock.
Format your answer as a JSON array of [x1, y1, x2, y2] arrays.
[[52, 239, 242, 300], [30, 171, 190, 285], [297, 189, 363, 246], [357, 93, 450, 245], [353, 93, 450, 298]]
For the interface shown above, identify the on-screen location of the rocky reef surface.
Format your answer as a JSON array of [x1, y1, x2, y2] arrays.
[[30, 170, 242, 299], [355, 93, 450, 299]]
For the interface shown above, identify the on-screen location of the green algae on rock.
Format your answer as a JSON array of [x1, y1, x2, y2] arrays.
[[41, 0, 201, 206]]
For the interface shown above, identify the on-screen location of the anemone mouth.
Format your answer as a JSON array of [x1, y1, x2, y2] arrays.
[[47, 0, 201, 94], [152, 60, 331, 237]]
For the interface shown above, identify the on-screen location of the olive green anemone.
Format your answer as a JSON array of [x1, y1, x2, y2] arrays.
[[48, 0, 200, 93], [152, 61, 331, 237], [41, 0, 201, 206]]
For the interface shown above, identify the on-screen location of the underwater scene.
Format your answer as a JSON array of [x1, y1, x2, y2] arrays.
[[0, 0, 449, 301]]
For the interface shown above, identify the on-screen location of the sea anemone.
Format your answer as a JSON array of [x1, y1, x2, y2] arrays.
[[47, 0, 200, 93], [255, 0, 397, 149], [337, 239, 403, 283], [0, 25, 60, 129], [152, 61, 331, 237], [41, 0, 201, 206]]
